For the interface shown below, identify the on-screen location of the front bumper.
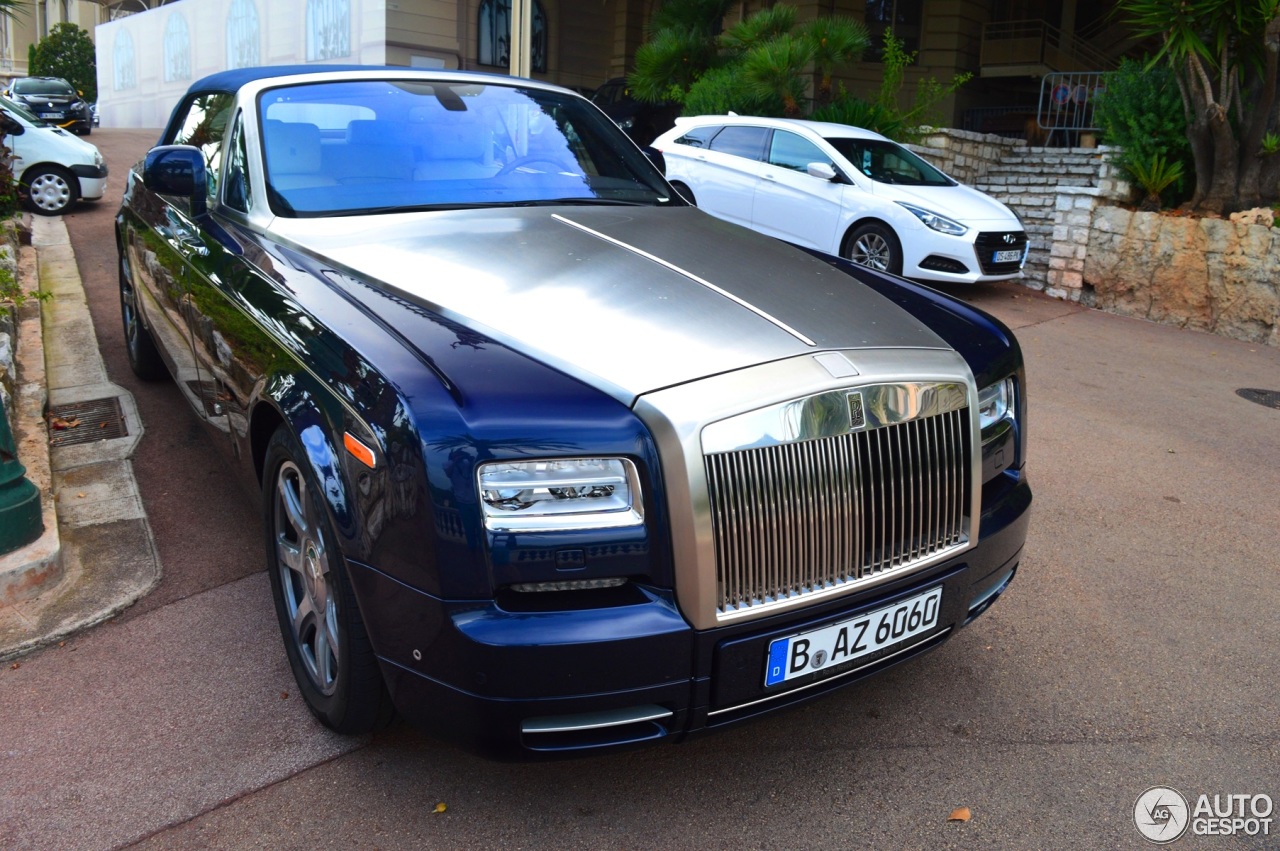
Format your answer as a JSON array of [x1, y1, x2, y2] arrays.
[[72, 163, 108, 202], [348, 471, 1030, 758]]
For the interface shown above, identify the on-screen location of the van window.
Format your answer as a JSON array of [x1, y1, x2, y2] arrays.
[[768, 131, 829, 171], [708, 126, 768, 162]]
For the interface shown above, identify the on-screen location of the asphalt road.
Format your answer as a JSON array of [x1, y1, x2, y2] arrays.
[[2, 129, 1279, 851]]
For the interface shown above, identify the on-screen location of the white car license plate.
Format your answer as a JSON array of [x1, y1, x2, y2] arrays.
[[764, 586, 942, 686], [992, 248, 1021, 263]]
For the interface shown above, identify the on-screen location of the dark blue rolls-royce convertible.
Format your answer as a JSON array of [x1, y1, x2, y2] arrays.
[[116, 67, 1031, 758]]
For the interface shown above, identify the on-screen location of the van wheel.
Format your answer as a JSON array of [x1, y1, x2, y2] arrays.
[[22, 165, 77, 216], [844, 222, 903, 275], [670, 181, 696, 206]]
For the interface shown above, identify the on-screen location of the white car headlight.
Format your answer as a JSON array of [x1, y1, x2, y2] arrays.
[[978, 378, 1015, 444], [478, 457, 643, 532], [898, 202, 968, 236]]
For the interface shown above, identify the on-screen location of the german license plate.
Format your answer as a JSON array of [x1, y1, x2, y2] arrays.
[[992, 248, 1021, 263], [45, 112, 65, 120], [764, 586, 942, 686]]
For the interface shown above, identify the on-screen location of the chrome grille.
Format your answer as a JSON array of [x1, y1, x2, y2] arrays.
[[705, 407, 971, 615]]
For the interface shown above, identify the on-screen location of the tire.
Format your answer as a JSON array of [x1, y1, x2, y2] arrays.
[[844, 222, 903, 276], [264, 426, 393, 734], [22, 165, 78, 216], [118, 254, 169, 381], [670, 181, 696, 206]]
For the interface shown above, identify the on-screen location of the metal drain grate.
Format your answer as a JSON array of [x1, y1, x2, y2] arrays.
[[47, 397, 128, 447], [1236, 388, 1280, 410]]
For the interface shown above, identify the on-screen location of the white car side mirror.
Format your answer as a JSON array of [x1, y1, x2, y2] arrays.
[[806, 162, 839, 182]]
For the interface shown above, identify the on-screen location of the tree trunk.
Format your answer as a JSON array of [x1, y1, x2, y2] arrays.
[[1202, 107, 1240, 213], [1177, 59, 1216, 211], [1235, 15, 1280, 208]]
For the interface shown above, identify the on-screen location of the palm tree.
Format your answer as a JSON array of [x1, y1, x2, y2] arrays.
[[801, 16, 870, 105], [742, 34, 815, 117], [720, 4, 797, 54]]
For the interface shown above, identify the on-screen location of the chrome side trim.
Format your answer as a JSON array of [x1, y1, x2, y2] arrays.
[[706, 627, 951, 718], [521, 705, 673, 734], [553, 213, 818, 347]]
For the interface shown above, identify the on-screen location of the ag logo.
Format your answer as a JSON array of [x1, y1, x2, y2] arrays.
[[1134, 787, 1190, 843]]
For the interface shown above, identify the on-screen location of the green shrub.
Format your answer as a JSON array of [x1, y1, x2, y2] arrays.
[[1094, 57, 1191, 207], [811, 95, 907, 139], [0, 142, 19, 221], [813, 31, 968, 143], [1128, 153, 1185, 211], [683, 65, 785, 117]]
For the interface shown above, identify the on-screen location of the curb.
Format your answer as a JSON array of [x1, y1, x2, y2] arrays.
[[0, 215, 161, 662]]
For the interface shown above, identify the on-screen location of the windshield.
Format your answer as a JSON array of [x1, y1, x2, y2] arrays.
[[825, 137, 954, 187], [258, 79, 678, 217], [14, 79, 76, 97]]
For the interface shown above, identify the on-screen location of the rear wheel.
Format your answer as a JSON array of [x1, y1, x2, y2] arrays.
[[844, 222, 903, 275], [264, 426, 393, 734], [22, 165, 77, 216], [118, 255, 168, 381]]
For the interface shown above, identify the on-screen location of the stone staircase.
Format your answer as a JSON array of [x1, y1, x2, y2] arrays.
[[971, 147, 1114, 286]]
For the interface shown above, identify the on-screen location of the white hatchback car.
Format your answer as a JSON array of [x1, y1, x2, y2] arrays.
[[0, 94, 108, 216], [652, 116, 1027, 284]]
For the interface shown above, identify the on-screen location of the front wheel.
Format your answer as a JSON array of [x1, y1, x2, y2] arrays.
[[264, 426, 393, 734], [22, 165, 78, 216], [844, 222, 903, 276]]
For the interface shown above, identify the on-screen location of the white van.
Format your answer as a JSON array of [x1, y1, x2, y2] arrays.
[[0, 94, 107, 216]]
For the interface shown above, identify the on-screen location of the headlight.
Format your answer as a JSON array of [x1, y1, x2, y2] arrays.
[[897, 202, 968, 236], [478, 457, 643, 532], [978, 378, 1015, 444], [94, 151, 104, 168]]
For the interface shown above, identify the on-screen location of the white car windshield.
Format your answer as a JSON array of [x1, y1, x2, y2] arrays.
[[258, 79, 677, 217], [825, 138, 954, 187], [14, 79, 77, 97]]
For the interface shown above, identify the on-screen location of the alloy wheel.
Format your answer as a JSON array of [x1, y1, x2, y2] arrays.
[[273, 459, 340, 696]]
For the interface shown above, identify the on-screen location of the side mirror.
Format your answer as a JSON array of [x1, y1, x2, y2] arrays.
[[0, 111, 24, 136], [143, 145, 208, 217], [806, 162, 839, 182]]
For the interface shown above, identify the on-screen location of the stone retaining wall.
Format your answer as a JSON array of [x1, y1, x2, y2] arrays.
[[1081, 207, 1280, 347], [908, 127, 1025, 185]]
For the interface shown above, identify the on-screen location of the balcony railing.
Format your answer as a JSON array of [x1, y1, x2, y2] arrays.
[[981, 20, 1114, 76]]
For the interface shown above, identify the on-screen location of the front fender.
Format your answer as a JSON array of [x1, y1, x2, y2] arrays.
[[260, 373, 357, 547]]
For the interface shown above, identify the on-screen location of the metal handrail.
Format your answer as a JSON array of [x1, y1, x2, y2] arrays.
[[981, 19, 1114, 72]]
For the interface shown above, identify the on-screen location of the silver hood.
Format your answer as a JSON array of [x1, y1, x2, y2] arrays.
[[271, 206, 950, 403]]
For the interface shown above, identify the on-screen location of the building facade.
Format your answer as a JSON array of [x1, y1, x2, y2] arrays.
[[2, 1, 109, 81], [93, 0, 1130, 132]]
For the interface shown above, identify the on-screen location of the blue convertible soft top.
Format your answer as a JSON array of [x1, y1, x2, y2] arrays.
[[159, 65, 521, 145]]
